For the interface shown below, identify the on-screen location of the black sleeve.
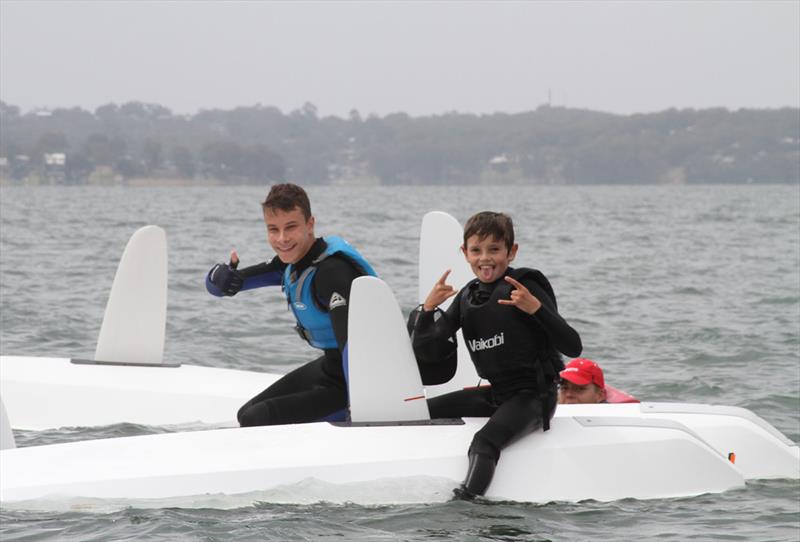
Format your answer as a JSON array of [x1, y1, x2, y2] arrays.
[[237, 255, 287, 291], [523, 277, 583, 358], [312, 256, 363, 356], [239, 255, 285, 279], [410, 289, 463, 358]]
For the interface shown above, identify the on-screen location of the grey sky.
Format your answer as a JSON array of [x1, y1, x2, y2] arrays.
[[1, 1, 798, 118]]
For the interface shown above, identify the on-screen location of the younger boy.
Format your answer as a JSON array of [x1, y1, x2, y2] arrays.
[[410, 211, 582, 498]]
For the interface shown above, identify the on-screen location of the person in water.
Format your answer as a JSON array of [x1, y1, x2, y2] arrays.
[[206, 183, 376, 426], [409, 211, 582, 499], [558, 358, 607, 404]]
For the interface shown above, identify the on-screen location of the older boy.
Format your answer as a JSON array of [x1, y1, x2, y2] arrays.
[[410, 211, 582, 499], [206, 183, 376, 426]]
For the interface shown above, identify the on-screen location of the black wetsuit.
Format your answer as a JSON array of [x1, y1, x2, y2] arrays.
[[207, 238, 365, 426], [411, 267, 582, 496]]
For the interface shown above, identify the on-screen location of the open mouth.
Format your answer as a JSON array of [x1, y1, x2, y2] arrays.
[[478, 265, 494, 281], [274, 244, 299, 262]]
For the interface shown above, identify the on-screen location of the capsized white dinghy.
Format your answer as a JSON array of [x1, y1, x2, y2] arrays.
[[1, 276, 798, 508], [0, 406, 752, 507], [1, 213, 797, 509]]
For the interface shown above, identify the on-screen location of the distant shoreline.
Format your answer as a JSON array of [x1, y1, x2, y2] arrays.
[[2, 103, 797, 186]]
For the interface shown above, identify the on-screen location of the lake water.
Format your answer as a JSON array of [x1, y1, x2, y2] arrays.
[[1, 184, 798, 541]]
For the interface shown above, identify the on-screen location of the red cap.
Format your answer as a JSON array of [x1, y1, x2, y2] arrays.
[[560, 358, 605, 389]]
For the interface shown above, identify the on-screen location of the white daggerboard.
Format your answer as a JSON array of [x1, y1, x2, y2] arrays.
[[94, 225, 167, 365], [348, 276, 430, 422], [418, 211, 473, 307], [418, 211, 482, 396]]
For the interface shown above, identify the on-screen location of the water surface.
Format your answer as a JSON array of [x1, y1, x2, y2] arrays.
[[1, 184, 798, 541]]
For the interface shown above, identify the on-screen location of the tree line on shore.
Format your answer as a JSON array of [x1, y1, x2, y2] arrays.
[[0, 100, 797, 185]]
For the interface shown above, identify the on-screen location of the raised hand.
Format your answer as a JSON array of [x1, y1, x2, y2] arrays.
[[423, 269, 457, 311], [498, 275, 541, 314], [209, 255, 244, 296]]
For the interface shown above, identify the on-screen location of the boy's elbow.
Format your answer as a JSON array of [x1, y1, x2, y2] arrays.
[[566, 346, 582, 358], [563, 336, 582, 358], [572, 341, 583, 358]]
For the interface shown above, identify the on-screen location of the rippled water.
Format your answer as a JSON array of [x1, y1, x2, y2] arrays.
[[1, 184, 799, 541]]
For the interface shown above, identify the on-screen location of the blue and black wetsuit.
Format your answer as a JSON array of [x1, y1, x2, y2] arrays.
[[410, 267, 582, 497], [206, 236, 376, 427]]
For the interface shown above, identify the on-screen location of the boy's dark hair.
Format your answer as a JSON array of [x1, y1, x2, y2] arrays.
[[262, 183, 312, 220], [463, 211, 515, 251]]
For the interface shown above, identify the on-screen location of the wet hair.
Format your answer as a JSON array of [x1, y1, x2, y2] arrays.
[[463, 211, 515, 251], [261, 183, 312, 220]]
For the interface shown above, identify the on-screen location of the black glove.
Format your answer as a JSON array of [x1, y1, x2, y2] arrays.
[[209, 262, 244, 296]]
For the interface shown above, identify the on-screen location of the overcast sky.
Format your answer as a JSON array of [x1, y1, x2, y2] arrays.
[[1, 1, 798, 118]]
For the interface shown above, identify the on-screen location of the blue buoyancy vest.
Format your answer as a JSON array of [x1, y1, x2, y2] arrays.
[[283, 236, 377, 349]]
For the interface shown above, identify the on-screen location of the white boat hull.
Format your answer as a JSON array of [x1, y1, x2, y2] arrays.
[[1, 406, 752, 506], [2, 217, 797, 508], [0, 356, 278, 429]]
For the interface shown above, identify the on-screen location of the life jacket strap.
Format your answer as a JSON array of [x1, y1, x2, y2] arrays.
[[542, 395, 551, 431], [294, 267, 316, 306]]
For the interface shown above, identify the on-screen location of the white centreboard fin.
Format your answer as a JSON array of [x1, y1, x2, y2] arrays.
[[418, 211, 482, 397], [418, 211, 473, 305], [93, 225, 167, 365], [348, 276, 430, 422]]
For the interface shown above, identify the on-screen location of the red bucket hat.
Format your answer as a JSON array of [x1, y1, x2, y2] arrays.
[[560, 358, 605, 389]]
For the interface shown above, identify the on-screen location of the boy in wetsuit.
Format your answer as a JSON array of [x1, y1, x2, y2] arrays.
[[410, 211, 582, 498], [206, 183, 376, 426]]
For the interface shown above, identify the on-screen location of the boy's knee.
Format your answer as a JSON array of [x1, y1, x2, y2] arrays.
[[237, 403, 271, 427]]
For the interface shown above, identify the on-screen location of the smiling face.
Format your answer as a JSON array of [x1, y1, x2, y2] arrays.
[[263, 206, 316, 264], [462, 234, 518, 283]]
